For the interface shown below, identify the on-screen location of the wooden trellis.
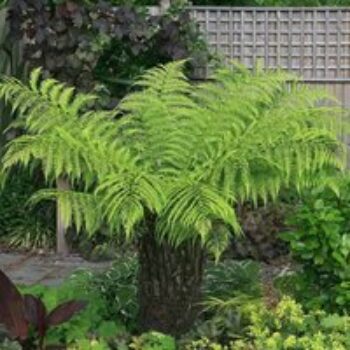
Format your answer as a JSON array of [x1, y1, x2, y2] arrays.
[[190, 7, 350, 83], [189, 6, 350, 161]]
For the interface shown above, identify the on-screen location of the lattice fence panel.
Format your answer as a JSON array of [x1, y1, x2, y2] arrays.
[[190, 7, 350, 82]]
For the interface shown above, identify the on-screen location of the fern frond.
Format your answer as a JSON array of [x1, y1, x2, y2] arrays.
[[157, 179, 241, 246], [96, 172, 165, 238], [29, 189, 101, 234], [0, 62, 347, 259]]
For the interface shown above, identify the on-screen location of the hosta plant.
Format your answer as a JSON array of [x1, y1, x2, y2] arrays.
[[0, 61, 346, 334], [0, 270, 87, 350]]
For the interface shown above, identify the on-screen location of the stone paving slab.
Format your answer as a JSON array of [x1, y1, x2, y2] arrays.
[[0, 253, 21, 266], [0, 252, 113, 286]]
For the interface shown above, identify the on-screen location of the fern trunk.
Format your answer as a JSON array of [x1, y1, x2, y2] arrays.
[[138, 219, 205, 335]]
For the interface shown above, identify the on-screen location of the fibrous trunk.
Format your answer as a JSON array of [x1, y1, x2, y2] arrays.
[[138, 222, 205, 336]]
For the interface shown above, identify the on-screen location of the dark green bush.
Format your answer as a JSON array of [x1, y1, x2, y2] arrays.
[[179, 260, 261, 346], [279, 177, 350, 312], [9, 0, 211, 102], [81, 254, 139, 329], [0, 169, 55, 250], [204, 260, 261, 300]]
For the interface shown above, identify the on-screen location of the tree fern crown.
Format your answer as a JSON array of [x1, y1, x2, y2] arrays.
[[0, 62, 346, 258]]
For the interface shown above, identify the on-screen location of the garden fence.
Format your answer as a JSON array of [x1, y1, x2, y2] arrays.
[[189, 6, 350, 161], [190, 6, 350, 106]]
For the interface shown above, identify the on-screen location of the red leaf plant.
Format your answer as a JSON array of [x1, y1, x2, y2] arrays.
[[0, 269, 87, 349]]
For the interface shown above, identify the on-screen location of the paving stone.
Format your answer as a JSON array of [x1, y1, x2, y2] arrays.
[[0, 253, 23, 267], [0, 252, 113, 286]]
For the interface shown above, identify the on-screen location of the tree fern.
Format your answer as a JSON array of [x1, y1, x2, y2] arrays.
[[0, 61, 346, 257]]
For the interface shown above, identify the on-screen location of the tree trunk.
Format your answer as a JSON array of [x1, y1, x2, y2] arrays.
[[56, 177, 70, 256], [138, 220, 205, 336]]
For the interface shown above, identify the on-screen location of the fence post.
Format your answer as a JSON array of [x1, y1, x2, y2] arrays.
[[56, 177, 70, 256], [160, 0, 170, 13]]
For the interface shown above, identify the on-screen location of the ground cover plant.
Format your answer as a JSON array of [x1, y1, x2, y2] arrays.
[[0, 59, 345, 338], [186, 297, 350, 349]]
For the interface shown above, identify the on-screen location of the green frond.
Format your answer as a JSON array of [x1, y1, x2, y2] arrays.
[[96, 172, 165, 239], [118, 60, 197, 172], [205, 223, 232, 263], [0, 62, 347, 257], [29, 189, 101, 234], [28, 67, 42, 92], [158, 180, 241, 246]]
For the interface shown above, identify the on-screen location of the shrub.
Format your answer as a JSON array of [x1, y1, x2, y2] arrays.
[[183, 298, 350, 349], [179, 260, 261, 346], [76, 255, 139, 329], [280, 177, 350, 312], [233, 201, 290, 262], [0, 169, 55, 250], [184, 338, 225, 350], [229, 297, 350, 350], [204, 260, 261, 300], [130, 332, 176, 350], [9, 0, 211, 100]]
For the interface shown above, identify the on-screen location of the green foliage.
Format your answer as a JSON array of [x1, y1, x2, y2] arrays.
[[75, 255, 139, 328], [184, 338, 225, 350], [229, 297, 350, 350], [9, 1, 210, 101], [0, 62, 346, 257], [183, 298, 350, 349], [68, 338, 111, 350], [280, 177, 350, 311], [0, 169, 55, 250], [204, 260, 262, 300], [0, 5, 25, 147], [179, 260, 261, 345], [68, 258, 261, 344], [130, 332, 176, 350], [0, 339, 21, 350], [20, 273, 128, 348]]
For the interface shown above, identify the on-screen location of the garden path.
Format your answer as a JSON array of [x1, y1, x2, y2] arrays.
[[0, 251, 113, 286]]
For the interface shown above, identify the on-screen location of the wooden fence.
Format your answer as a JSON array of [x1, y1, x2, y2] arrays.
[[190, 7, 350, 109]]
